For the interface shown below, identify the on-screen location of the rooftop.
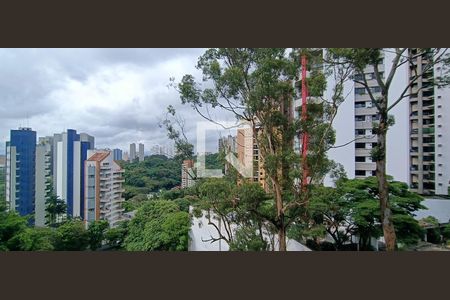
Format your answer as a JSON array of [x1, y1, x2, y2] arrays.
[[87, 152, 110, 162]]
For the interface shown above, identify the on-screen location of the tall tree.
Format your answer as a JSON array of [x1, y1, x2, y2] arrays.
[[327, 48, 449, 250], [172, 48, 351, 250], [45, 179, 67, 227], [87, 220, 109, 251]]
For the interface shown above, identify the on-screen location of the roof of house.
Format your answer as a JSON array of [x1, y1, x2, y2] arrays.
[[413, 198, 450, 224], [87, 152, 110, 162]]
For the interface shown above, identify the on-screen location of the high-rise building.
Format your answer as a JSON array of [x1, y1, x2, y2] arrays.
[[236, 127, 266, 190], [408, 49, 450, 195], [181, 159, 195, 188], [352, 58, 385, 178], [129, 143, 136, 161], [54, 129, 94, 218], [138, 143, 144, 162], [5, 128, 37, 222], [113, 148, 123, 161], [35, 138, 53, 227], [84, 150, 125, 227], [218, 135, 236, 154], [123, 151, 129, 162]]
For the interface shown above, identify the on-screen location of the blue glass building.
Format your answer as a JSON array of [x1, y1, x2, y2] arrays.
[[7, 128, 37, 223]]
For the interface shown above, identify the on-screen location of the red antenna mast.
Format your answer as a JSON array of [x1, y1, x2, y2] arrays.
[[301, 54, 309, 193]]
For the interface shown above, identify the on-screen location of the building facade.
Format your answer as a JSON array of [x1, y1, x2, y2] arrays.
[[181, 159, 195, 188], [138, 143, 144, 162], [54, 129, 94, 218], [129, 143, 136, 161], [236, 127, 266, 190], [409, 49, 450, 195], [84, 150, 125, 227], [113, 148, 123, 161], [5, 128, 37, 222], [34, 138, 53, 226]]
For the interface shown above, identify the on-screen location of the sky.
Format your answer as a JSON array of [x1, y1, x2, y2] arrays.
[[0, 48, 409, 182], [0, 48, 238, 154]]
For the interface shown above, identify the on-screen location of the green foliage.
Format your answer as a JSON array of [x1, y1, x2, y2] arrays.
[[104, 220, 129, 249], [229, 226, 268, 251], [87, 220, 109, 251], [0, 211, 29, 250], [124, 200, 191, 251], [8, 227, 57, 251], [54, 219, 89, 251], [442, 223, 450, 241], [296, 177, 425, 250], [45, 191, 67, 228]]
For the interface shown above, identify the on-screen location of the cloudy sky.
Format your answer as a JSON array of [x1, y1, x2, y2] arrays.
[[0, 48, 409, 182], [0, 48, 241, 155]]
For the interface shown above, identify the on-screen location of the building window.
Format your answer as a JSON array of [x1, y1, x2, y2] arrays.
[[356, 156, 366, 162], [355, 102, 366, 108], [355, 116, 365, 122], [355, 170, 366, 176], [355, 143, 365, 149], [355, 129, 365, 135], [355, 88, 366, 95], [372, 171, 376, 176]]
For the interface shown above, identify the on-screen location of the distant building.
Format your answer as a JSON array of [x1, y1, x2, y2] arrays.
[[138, 143, 144, 162], [218, 135, 236, 154], [5, 128, 37, 222], [181, 160, 195, 188], [123, 151, 129, 162], [84, 150, 125, 227], [113, 148, 123, 161], [151, 144, 174, 158], [129, 143, 136, 161]]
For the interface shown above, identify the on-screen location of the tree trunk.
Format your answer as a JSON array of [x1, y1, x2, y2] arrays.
[[274, 183, 287, 251], [376, 114, 397, 251]]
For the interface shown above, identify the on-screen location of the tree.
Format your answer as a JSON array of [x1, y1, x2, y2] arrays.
[[8, 227, 56, 251], [104, 220, 129, 249], [87, 220, 109, 251], [54, 219, 89, 251], [172, 48, 351, 250], [124, 200, 191, 251], [0, 212, 28, 250], [292, 177, 425, 250], [45, 181, 67, 228], [327, 48, 449, 250], [442, 223, 450, 243]]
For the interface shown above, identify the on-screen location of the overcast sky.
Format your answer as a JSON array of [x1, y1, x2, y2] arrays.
[[0, 48, 241, 154], [0, 48, 409, 182]]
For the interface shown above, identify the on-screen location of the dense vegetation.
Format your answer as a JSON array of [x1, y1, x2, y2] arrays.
[[120, 153, 223, 212]]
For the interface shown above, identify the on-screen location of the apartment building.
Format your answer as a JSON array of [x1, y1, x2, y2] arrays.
[[181, 159, 195, 188], [218, 135, 237, 154], [409, 49, 450, 195], [113, 148, 123, 161], [236, 127, 267, 190], [5, 128, 37, 222], [129, 143, 136, 161], [53, 129, 94, 218], [34, 138, 53, 226], [138, 143, 144, 162], [353, 60, 385, 178], [84, 150, 125, 227]]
